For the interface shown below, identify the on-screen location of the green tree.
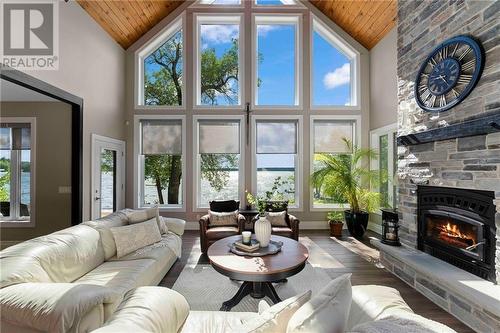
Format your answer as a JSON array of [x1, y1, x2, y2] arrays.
[[143, 33, 245, 205]]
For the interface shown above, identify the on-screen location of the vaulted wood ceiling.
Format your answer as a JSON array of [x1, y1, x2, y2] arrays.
[[77, 0, 397, 50]]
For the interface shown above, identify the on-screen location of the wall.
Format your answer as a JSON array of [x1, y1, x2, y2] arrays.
[[123, 1, 371, 228], [1, 102, 72, 244], [370, 28, 398, 130], [17, 1, 126, 223], [396, 1, 499, 330]]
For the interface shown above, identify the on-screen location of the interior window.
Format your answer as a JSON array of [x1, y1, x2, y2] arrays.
[[198, 17, 241, 106], [199, 0, 241, 4], [255, 0, 297, 5], [140, 119, 183, 208], [312, 120, 355, 208], [255, 120, 298, 205], [255, 17, 297, 106], [196, 120, 241, 207], [0, 123, 32, 221], [143, 29, 183, 106]]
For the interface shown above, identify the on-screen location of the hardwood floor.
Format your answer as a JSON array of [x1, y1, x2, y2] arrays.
[[160, 230, 473, 333]]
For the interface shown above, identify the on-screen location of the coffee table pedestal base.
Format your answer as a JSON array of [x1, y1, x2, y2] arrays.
[[220, 281, 282, 311]]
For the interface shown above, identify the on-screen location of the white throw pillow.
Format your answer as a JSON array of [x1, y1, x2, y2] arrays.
[[111, 218, 162, 258], [242, 290, 311, 333], [286, 274, 352, 333], [208, 210, 239, 226], [126, 206, 167, 234], [265, 211, 288, 227]]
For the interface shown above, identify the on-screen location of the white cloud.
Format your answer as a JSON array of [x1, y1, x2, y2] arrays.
[[257, 25, 279, 37], [323, 63, 350, 90], [201, 24, 239, 45]]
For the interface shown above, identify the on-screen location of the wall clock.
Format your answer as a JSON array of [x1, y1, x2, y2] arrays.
[[414, 35, 484, 112]]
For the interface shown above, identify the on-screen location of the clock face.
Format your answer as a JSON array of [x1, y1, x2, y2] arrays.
[[415, 36, 484, 112]]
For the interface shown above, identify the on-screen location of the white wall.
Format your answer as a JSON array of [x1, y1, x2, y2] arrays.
[[19, 2, 126, 222], [369, 28, 397, 130]]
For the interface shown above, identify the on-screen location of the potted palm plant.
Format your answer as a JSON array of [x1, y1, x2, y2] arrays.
[[312, 138, 380, 239], [327, 211, 344, 237]]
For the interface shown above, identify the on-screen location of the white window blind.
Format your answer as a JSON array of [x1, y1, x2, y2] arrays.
[[0, 124, 31, 150], [256, 121, 297, 154], [199, 120, 240, 154], [313, 120, 354, 154], [141, 120, 182, 155]]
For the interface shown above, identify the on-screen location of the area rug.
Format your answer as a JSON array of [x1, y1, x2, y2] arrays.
[[172, 263, 333, 312]]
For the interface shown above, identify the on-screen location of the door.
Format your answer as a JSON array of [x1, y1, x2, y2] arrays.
[[91, 134, 125, 219]]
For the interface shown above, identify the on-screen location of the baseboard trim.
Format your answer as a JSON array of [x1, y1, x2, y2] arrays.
[[184, 220, 331, 231]]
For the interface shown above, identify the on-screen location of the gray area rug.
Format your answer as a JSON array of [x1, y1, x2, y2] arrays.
[[172, 262, 332, 312]]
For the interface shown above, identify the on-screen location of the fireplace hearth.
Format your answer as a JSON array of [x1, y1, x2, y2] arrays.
[[417, 186, 497, 283]]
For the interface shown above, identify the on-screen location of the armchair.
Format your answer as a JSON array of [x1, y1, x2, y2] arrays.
[[199, 200, 245, 254], [252, 201, 299, 240]]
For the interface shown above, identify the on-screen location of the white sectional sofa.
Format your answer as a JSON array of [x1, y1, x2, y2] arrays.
[[0, 210, 185, 333]]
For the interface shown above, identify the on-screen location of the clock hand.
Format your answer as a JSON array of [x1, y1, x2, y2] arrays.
[[438, 75, 448, 84]]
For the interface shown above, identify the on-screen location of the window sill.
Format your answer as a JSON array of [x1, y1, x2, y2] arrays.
[[0, 220, 35, 228]]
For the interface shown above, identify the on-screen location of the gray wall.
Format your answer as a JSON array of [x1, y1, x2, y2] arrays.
[[1, 102, 72, 244], [369, 28, 397, 130], [17, 1, 126, 223]]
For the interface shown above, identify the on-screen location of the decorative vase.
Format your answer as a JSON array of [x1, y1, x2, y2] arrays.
[[254, 215, 271, 247], [329, 221, 343, 238], [344, 210, 369, 239]]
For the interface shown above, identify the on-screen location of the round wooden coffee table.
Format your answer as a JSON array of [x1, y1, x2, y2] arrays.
[[207, 235, 309, 311]]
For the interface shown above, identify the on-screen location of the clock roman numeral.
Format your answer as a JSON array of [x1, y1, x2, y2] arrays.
[[457, 75, 471, 85], [450, 88, 459, 98], [442, 45, 448, 59], [450, 43, 459, 57], [461, 59, 475, 72], [458, 46, 471, 61], [421, 89, 432, 103], [426, 95, 436, 108], [439, 95, 447, 107]]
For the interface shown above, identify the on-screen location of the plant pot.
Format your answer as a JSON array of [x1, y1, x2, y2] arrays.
[[254, 215, 271, 247], [344, 210, 369, 239], [329, 221, 343, 237]]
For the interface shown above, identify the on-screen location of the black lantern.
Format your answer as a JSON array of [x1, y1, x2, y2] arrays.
[[381, 208, 401, 246]]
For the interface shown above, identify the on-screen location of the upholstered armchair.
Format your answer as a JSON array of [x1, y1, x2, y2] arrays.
[[199, 200, 246, 254], [252, 201, 299, 241]]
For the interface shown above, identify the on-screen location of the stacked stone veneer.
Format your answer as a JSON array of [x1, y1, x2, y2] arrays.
[[390, 1, 500, 332]]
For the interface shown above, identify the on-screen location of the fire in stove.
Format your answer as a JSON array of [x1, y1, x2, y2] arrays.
[[426, 216, 478, 251]]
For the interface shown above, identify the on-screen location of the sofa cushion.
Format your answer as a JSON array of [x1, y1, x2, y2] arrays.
[[351, 314, 457, 333], [73, 259, 158, 318], [1, 225, 104, 285], [242, 290, 311, 333], [209, 200, 240, 213], [287, 274, 352, 333], [347, 285, 414, 330], [162, 216, 186, 236], [111, 219, 162, 259], [0, 255, 52, 288], [272, 227, 293, 238], [206, 226, 239, 239], [108, 232, 182, 261], [0, 282, 119, 333], [83, 211, 129, 260], [266, 211, 288, 227], [181, 311, 259, 333], [126, 206, 167, 234], [209, 210, 239, 227], [92, 287, 190, 333]]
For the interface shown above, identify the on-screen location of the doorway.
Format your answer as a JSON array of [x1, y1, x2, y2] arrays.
[[91, 134, 125, 219]]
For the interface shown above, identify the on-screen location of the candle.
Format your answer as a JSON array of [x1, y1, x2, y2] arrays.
[[242, 231, 251, 245]]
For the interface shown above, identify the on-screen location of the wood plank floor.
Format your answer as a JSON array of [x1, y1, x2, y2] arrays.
[[160, 230, 473, 332]]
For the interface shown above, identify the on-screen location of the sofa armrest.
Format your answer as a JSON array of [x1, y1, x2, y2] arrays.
[[288, 214, 300, 240], [199, 214, 209, 230], [161, 217, 186, 236], [91, 287, 189, 333], [0, 283, 120, 333], [237, 214, 246, 233]]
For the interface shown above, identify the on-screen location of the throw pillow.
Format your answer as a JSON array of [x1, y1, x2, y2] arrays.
[[126, 206, 168, 234], [286, 274, 352, 333], [265, 211, 288, 227], [208, 210, 239, 226], [111, 218, 162, 258], [241, 290, 311, 333], [350, 315, 458, 333]]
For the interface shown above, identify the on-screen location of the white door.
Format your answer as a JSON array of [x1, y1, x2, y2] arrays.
[[91, 134, 125, 219]]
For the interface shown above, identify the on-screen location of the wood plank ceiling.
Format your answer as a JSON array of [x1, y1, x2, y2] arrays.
[[77, 0, 397, 50]]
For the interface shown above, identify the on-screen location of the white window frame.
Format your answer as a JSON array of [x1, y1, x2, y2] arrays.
[[135, 15, 186, 110], [309, 114, 361, 211], [252, 0, 305, 9], [251, 115, 303, 211], [192, 0, 244, 8], [252, 14, 303, 110], [0, 117, 36, 228], [370, 123, 398, 213], [193, 115, 245, 211], [193, 13, 245, 110], [133, 115, 187, 212], [310, 15, 360, 111]]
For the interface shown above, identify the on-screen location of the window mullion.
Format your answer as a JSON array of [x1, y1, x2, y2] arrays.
[[10, 150, 21, 219]]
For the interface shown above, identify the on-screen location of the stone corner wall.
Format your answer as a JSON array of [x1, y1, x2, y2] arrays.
[[396, 0, 500, 280]]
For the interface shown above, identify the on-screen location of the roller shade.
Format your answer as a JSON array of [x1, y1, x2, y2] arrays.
[[256, 121, 297, 154], [199, 120, 240, 154], [0, 124, 31, 150], [141, 119, 182, 155], [314, 120, 354, 153]]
